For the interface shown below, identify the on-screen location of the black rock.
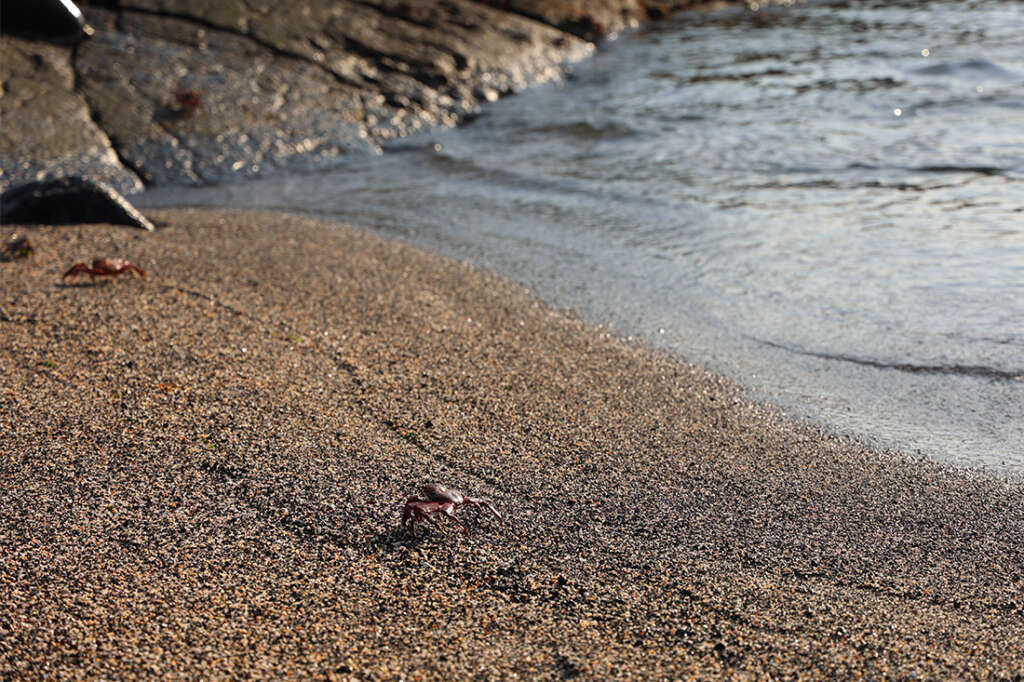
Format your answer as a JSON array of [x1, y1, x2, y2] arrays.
[[0, 0, 94, 44], [0, 177, 155, 231]]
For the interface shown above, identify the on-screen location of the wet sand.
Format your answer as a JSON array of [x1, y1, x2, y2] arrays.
[[1, 210, 1022, 679]]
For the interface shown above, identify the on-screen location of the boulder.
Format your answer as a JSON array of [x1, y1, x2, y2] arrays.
[[0, 177, 155, 230]]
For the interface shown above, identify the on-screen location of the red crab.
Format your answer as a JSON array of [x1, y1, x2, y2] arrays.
[[173, 89, 202, 113], [63, 257, 146, 282], [401, 499, 468, 537], [401, 484, 503, 536]]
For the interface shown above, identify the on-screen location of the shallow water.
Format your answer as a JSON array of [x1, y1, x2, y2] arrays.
[[141, 0, 1024, 475]]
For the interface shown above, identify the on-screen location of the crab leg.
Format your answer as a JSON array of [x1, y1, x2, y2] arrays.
[[411, 510, 445, 537], [435, 502, 470, 534], [461, 496, 503, 523]]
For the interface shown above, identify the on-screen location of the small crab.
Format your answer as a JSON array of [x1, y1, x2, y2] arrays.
[[1, 233, 34, 260], [63, 257, 146, 282], [173, 89, 202, 113], [401, 498, 468, 537], [401, 484, 502, 536]]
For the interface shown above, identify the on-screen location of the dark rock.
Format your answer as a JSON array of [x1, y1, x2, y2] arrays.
[[2, 1, 596, 189], [0, 36, 143, 195], [0, 0, 94, 44], [0, 177, 155, 230]]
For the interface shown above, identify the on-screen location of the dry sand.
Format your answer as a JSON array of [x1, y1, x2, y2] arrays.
[[1, 210, 1022, 679]]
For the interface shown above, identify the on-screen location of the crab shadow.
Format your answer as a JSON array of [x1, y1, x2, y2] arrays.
[[366, 525, 460, 553], [57, 281, 111, 288], [365, 514, 511, 556]]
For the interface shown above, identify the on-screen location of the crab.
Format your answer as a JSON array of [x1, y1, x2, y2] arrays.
[[401, 484, 503, 536], [422, 484, 503, 523], [63, 257, 146, 282], [401, 498, 468, 537], [1, 233, 34, 260], [173, 89, 202, 113]]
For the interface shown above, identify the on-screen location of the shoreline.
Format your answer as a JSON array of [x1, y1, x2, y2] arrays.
[[132, 163, 1024, 482], [2, 209, 1022, 678]]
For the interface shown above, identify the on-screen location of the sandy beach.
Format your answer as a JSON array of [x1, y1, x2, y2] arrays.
[[1, 210, 1022, 679]]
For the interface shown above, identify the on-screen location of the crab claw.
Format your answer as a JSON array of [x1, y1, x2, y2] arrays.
[[467, 496, 503, 523]]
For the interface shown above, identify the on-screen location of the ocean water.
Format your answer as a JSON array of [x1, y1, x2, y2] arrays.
[[141, 0, 1024, 475]]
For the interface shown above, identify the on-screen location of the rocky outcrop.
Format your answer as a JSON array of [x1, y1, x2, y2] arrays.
[[0, 1, 701, 194], [0, 36, 140, 194]]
